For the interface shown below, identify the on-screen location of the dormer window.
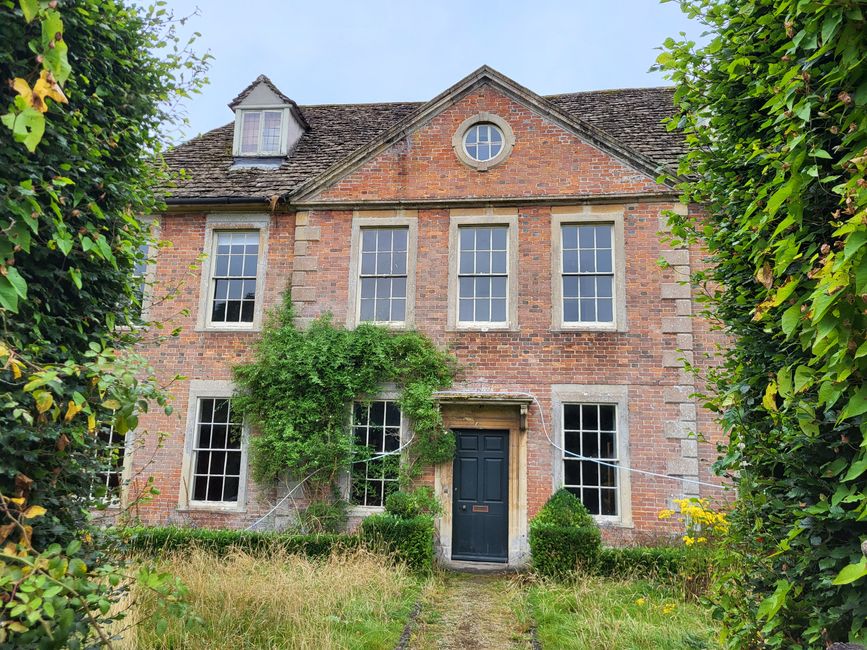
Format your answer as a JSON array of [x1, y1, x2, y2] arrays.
[[239, 110, 284, 155], [228, 74, 309, 160]]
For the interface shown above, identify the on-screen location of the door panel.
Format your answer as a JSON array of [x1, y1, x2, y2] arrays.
[[452, 429, 509, 562]]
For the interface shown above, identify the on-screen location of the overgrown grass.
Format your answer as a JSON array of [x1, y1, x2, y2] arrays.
[[522, 574, 720, 650], [119, 548, 422, 650]]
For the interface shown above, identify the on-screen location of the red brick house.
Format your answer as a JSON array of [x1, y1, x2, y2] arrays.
[[125, 66, 723, 565]]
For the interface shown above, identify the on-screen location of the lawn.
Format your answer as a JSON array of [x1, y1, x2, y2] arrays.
[[111, 547, 719, 649], [118, 548, 422, 650], [521, 574, 720, 650]]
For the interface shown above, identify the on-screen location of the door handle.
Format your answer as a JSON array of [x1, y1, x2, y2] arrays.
[[461, 505, 466, 511]]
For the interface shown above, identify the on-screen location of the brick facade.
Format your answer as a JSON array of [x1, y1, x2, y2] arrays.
[[130, 74, 725, 561]]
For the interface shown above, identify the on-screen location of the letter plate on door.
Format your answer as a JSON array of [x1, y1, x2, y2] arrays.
[[471, 505, 489, 513]]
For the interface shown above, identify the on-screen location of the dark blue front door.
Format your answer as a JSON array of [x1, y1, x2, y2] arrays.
[[452, 429, 509, 562]]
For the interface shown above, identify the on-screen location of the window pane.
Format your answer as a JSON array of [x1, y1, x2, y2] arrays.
[[564, 404, 581, 430], [211, 231, 258, 324], [490, 299, 506, 322], [578, 225, 595, 248], [261, 112, 282, 153], [562, 403, 619, 518], [600, 405, 616, 431], [240, 112, 260, 154], [595, 225, 612, 248], [350, 401, 402, 506], [192, 398, 242, 503]]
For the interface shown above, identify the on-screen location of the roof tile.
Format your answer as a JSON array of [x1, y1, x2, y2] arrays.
[[162, 88, 684, 202]]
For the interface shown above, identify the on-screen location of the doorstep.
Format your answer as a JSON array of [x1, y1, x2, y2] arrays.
[[439, 558, 522, 574]]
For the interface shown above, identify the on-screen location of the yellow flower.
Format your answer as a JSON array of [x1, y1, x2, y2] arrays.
[[662, 603, 676, 615], [635, 597, 646, 606], [658, 509, 675, 520], [696, 536, 708, 544], [683, 535, 695, 546]]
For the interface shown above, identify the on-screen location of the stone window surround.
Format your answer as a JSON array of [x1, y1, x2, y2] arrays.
[[93, 424, 135, 510], [196, 213, 270, 332], [340, 386, 410, 518], [550, 384, 633, 528], [137, 216, 160, 322], [451, 112, 516, 171], [447, 210, 520, 331], [231, 106, 294, 157], [346, 211, 418, 329], [178, 379, 249, 513], [550, 206, 628, 332]]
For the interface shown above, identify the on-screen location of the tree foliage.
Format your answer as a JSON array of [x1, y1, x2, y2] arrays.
[[1, 0, 208, 645], [233, 295, 457, 498], [659, 0, 867, 646]]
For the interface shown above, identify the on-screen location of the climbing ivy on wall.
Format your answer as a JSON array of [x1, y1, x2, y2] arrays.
[[233, 295, 457, 497]]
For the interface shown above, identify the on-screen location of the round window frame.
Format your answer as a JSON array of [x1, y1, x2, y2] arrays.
[[452, 112, 515, 171]]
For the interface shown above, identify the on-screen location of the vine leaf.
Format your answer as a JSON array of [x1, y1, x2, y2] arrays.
[[832, 558, 867, 585], [19, 0, 38, 22]]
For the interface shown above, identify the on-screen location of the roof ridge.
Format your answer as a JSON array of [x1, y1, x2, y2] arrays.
[[300, 100, 423, 109]]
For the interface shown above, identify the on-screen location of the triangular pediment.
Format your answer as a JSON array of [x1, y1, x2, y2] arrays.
[[290, 65, 674, 202]]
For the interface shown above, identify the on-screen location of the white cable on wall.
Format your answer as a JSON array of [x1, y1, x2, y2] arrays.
[[246, 388, 727, 531]]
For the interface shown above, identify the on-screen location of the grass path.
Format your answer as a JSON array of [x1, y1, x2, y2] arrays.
[[409, 572, 533, 650]]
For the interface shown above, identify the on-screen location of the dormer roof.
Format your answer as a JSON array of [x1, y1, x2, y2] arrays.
[[228, 74, 310, 131]]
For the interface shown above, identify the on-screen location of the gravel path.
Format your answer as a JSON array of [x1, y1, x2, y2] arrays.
[[409, 572, 532, 650]]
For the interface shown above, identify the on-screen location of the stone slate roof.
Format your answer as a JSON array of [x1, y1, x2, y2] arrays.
[[162, 87, 684, 203]]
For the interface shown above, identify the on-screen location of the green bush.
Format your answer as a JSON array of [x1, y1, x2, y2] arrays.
[[384, 487, 442, 519], [529, 489, 601, 579], [120, 526, 357, 558], [530, 525, 602, 579], [360, 514, 435, 573], [532, 489, 595, 528]]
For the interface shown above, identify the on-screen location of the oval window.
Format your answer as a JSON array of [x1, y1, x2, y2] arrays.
[[463, 123, 504, 162]]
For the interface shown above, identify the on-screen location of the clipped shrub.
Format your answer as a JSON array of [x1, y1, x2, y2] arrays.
[[530, 489, 601, 579], [119, 526, 358, 558], [384, 487, 442, 519], [360, 513, 434, 573], [533, 488, 595, 528]]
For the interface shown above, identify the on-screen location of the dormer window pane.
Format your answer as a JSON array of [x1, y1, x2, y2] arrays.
[[262, 112, 282, 153], [238, 110, 284, 156], [240, 112, 261, 154]]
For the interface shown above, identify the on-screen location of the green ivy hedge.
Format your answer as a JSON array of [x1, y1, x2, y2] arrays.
[[360, 514, 435, 574]]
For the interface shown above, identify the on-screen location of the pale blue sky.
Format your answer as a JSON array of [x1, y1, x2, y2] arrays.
[[165, 0, 704, 140]]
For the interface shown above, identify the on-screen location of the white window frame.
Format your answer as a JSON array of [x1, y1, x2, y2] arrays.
[[342, 387, 409, 517], [232, 107, 291, 157], [346, 212, 418, 329], [551, 208, 627, 332], [196, 214, 270, 332], [91, 423, 134, 509], [447, 211, 519, 331], [551, 384, 632, 527], [134, 217, 160, 322], [179, 380, 249, 513]]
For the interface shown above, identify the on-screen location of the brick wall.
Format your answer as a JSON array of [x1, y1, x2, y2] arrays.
[[129, 83, 725, 544]]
